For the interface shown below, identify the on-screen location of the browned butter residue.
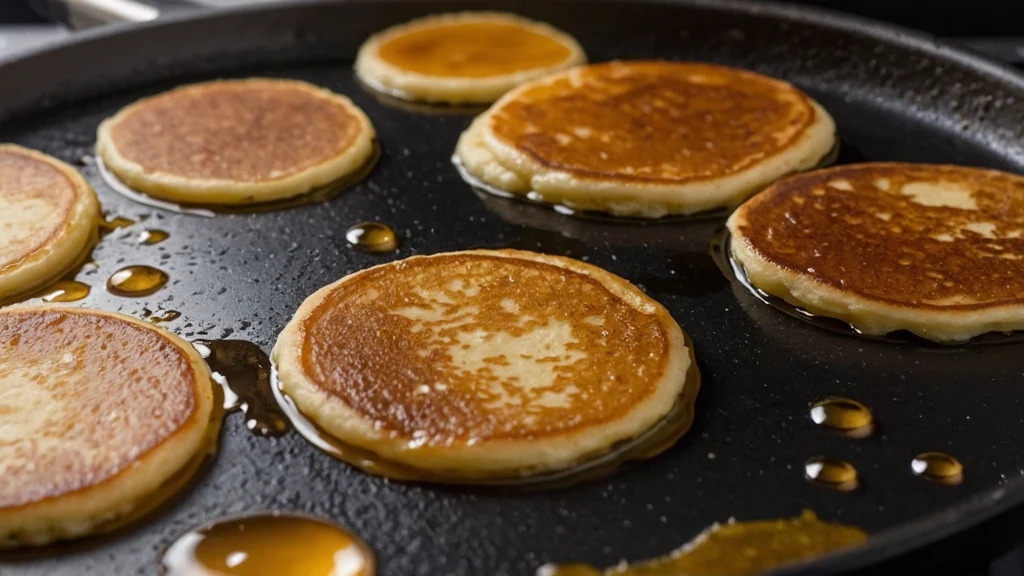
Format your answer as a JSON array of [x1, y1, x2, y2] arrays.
[[538, 510, 867, 576]]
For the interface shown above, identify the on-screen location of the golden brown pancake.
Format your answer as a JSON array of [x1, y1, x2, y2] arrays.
[[0, 145, 100, 302], [355, 12, 585, 104], [272, 249, 692, 478], [96, 78, 376, 205], [454, 60, 836, 217], [0, 307, 214, 547], [728, 163, 1024, 342]]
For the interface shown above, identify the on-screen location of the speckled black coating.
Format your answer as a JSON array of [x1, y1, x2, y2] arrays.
[[1, 1, 1024, 575]]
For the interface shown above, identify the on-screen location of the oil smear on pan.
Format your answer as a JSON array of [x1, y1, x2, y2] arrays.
[[537, 510, 867, 576], [345, 222, 400, 253], [162, 513, 374, 576], [268, 331, 700, 490], [194, 340, 289, 437], [107, 265, 169, 297], [809, 396, 874, 439], [912, 452, 964, 485]]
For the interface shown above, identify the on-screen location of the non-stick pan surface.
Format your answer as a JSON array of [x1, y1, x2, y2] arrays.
[[2, 1, 1024, 575]]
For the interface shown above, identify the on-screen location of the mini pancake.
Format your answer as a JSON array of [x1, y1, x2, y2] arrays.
[[355, 12, 585, 104], [728, 163, 1024, 342], [273, 249, 691, 477], [0, 307, 215, 547], [96, 78, 376, 205], [455, 60, 836, 218], [0, 144, 100, 302]]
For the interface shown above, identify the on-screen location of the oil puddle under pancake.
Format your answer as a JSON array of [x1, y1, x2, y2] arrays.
[[1, 226, 100, 307], [195, 340, 289, 437], [710, 227, 1024, 346], [96, 146, 381, 216], [345, 222, 400, 253], [537, 510, 867, 576], [107, 265, 169, 297], [162, 512, 374, 576], [912, 452, 964, 485], [269, 333, 701, 491], [804, 457, 859, 492], [809, 397, 874, 439], [357, 76, 487, 115]]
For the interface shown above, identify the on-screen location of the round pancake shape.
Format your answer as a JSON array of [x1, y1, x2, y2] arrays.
[[96, 78, 376, 205], [455, 60, 836, 218], [0, 145, 100, 302], [0, 307, 215, 548], [355, 12, 586, 104], [273, 249, 691, 477], [728, 163, 1024, 342]]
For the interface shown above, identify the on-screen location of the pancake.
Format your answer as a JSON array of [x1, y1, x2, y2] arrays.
[[272, 249, 691, 477], [0, 145, 100, 302], [355, 12, 586, 104], [728, 163, 1024, 342], [454, 60, 837, 218], [96, 78, 376, 205], [0, 307, 215, 547]]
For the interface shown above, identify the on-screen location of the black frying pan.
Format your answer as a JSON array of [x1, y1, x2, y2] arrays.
[[2, 1, 1024, 575]]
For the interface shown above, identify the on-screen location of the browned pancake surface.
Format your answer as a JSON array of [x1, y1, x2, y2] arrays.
[[0, 147, 78, 270], [301, 253, 669, 441], [488, 61, 817, 184], [109, 80, 362, 182], [0, 309, 198, 508], [377, 21, 573, 77], [735, 163, 1024, 309]]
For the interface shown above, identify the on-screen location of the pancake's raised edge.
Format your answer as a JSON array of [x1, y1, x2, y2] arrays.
[[354, 12, 587, 104], [95, 78, 376, 205], [272, 249, 691, 475], [0, 144, 100, 302], [727, 164, 1024, 342], [0, 307, 215, 547], [470, 63, 836, 217]]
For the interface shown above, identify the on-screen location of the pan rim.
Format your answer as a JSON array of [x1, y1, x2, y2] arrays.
[[2, 1, 1023, 574]]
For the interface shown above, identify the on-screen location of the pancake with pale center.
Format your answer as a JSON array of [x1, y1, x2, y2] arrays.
[[455, 60, 836, 218], [273, 249, 691, 477], [728, 163, 1024, 342], [96, 78, 376, 205], [355, 12, 585, 104], [0, 145, 99, 303], [0, 307, 214, 547]]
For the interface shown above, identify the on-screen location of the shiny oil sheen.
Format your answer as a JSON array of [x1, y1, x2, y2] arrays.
[[538, 510, 867, 576], [195, 340, 289, 437], [162, 513, 374, 576]]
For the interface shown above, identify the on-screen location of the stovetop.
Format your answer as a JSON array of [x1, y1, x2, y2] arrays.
[[0, 1, 1021, 575]]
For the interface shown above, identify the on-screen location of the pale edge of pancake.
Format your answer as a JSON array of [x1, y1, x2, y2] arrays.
[[354, 12, 587, 104], [272, 249, 691, 475], [0, 144, 100, 302], [0, 308, 215, 548], [727, 207, 1024, 343], [453, 71, 837, 218], [95, 78, 377, 205]]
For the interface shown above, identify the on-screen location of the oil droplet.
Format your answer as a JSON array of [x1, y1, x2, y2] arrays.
[[809, 397, 874, 438], [538, 510, 867, 576], [912, 452, 964, 485], [107, 265, 168, 297], [804, 457, 858, 491], [162, 513, 374, 576], [197, 340, 289, 437], [34, 280, 90, 302], [345, 222, 399, 253], [99, 215, 135, 237], [138, 229, 169, 245]]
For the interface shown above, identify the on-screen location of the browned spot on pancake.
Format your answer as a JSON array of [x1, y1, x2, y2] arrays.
[[109, 80, 361, 182], [735, 163, 1024, 310], [0, 147, 78, 271], [301, 254, 668, 442], [488, 61, 817, 184], [0, 309, 197, 508], [377, 21, 572, 78]]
